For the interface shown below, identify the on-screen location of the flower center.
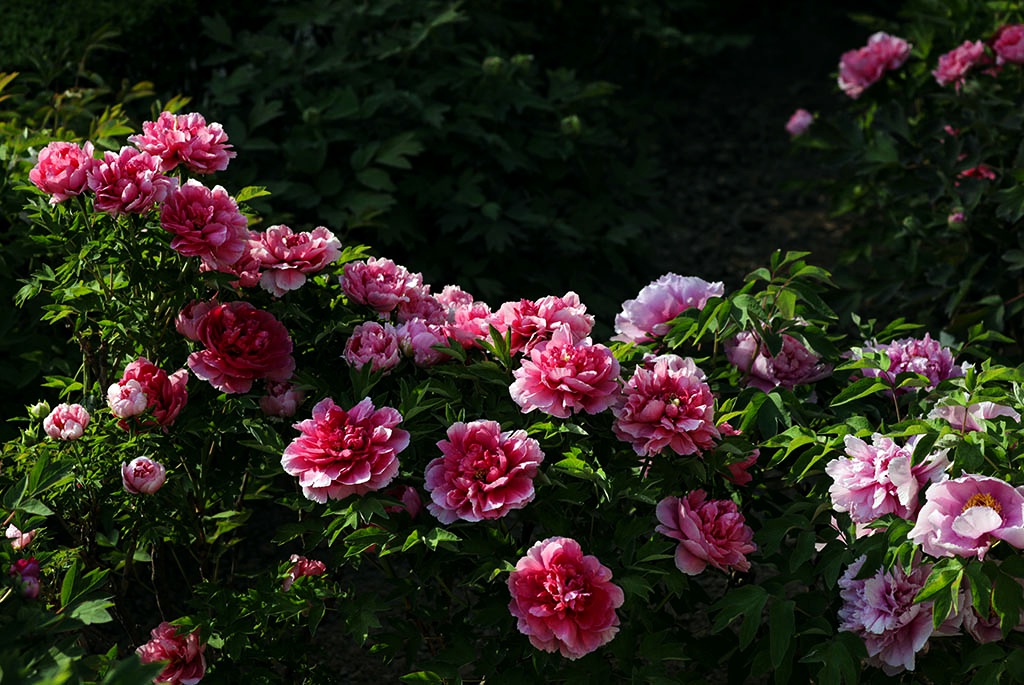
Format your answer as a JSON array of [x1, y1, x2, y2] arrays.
[[962, 492, 1001, 515]]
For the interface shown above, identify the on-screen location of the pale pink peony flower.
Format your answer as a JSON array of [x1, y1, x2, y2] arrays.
[[655, 490, 756, 575], [109, 358, 188, 429], [725, 331, 831, 392], [825, 433, 950, 524], [612, 273, 724, 344], [384, 485, 423, 518], [129, 111, 235, 174], [929, 401, 1020, 432], [993, 24, 1024, 64], [612, 354, 719, 457], [252, 224, 342, 297], [907, 473, 1024, 560], [509, 325, 621, 419], [785, 108, 814, 137], [187, 301, 295, 394], [424, 419, 545, 523], [436, 285, 496, 349], [87, 146, 177, 216], [838, 32, 913, 99], [838, 556, 936, 674], [6, 525, 37, 550], [934, 40, 989, 88], [396, 318, 450, 367], [259, 381, 304, 418], [8, 557, 40, 599], [856, 333, 965, 394], [29, 141, 95, 204], [340, 257, 427, 316], [121, 456, 167, 495], [507, 536, 624, 660], [175, 299, 217, 341], [43, 403, 90, 440], [282, 554, 327, 591], [160, 180, 248, 270], [495, 292, 594, 355], [107, 379, 149, 419], [280, 397, 410, 503], [136, 621, 207, 685], [343, 321, 403, 373]]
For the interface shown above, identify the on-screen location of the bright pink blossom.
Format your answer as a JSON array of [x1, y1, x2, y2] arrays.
[[397, 318, 449, 367], [29, 141, 95, 203], [108, 358, 188, 429], [655, 490, 756, 575], [175, 300, 217, 341], [107, 379, 148, 419], [160, 180, 248, 269], [509, 325, 621, 418], [993, 24, 1024, 64], [856, 333, 965, 393], [340, 258, 427, 316], [825, 433, 950, 524], [136, 621, 207, 685], [187, 301, 295, 394], [259, 381, 304, 418], [121, 456, 167, 495], [252, 224, 342, 297], [6, 525, 37, 550], [282, 554, 326, 591], [129, 111, 235, 174], [507, 537, 624, 660], [957, 163, 997, 183], [87, 146, 177, 216], [205, 230, 264, 288], [907, 473, 1024, 560], [495, 292, 594, 355], [280, 397, 410, 503], [436, 285, 496, 349], [343, 321, 402, 373], [424, 419, 545, 523], [725, 331, 831, 392], [612, 354, 719, 457], [838, 32, 912, 99], [8, 557, 40, 599], [934, 40, 989, 88], [43, 403, 90, 440], [929, 401, 1020, 432], [785, 108, 814, 137], [612, 273, 724, 344]]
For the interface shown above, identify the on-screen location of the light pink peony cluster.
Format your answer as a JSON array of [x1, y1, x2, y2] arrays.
[[43, 403, 90, 441], [88, 147, 177, 216], [424, 420, 545, 523], [6, 525, 37, 550], [507, 536, 624, 660], [8, 557, 40, 599], [121, 456, 167, 495], [396, 318, 449, 367], [993, 24, 1024, 64], [655, 490, 756, 575], [136, 621, 207, 685], [785, 108, 814, 137], [825, 433, 950, 524], [933, 40, 990, 88], [129, 111, 235, 175], [856, 333, 964, 393], [282, 554, 327, 591], [280, 397, 409, 503], [495, 291, 594, 355], [160, 180, 248, 270], [340, 257, 435, 319], [612, 273, 724, 344], [259, 381, 305, 418], [612, 354, 719, 457], [436, 285, 497, 350], [252, 224, 342, 297], [343, 321, 403, 373], [929, 401, 1020, 432], [29, 141, 95, 204], [838, 32, 912, 99], [725, 331, 831, 392], [107, 357, 188, 429]]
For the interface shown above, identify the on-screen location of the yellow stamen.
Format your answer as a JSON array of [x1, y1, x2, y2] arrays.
[[962, 492, 1002, 515]]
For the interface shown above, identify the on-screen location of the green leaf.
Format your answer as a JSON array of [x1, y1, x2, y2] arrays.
[[70, 598, 114, 625], [711, 585, 768, 650], [235, 185, 272, 203], [769, 599, 796, 668], [830, 377, 892, 407], [356, 167, 395, 191], [400, 673, 445, 684]]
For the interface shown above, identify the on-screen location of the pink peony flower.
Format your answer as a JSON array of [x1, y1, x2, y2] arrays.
[[282, 554, 327, 591], [107, 379, 148, 419], [929, 401, 1020, 432], [717, 421, 759, 486], [205, 230, 264, 289], [509, 325, 621, 418], [825, 433, 950, 524], [495, 292, 594, 355], [136, 621, 207, 685], [655, 490, 756, 575], [129, 111, 235, 175], [343, 321, 403, 374], [175, 299, 217, 341], [160, 180, 248, 270], [187, 301, 295, 394], [785, 108, 814, 137], [43, 403, 90, 440], [957, 163, 997, 182], [993, 24, 1024, 64], [259, 381, 305, 418], [121, 456, 168, 495], [280, 397, 410, 503], [252, 224, 342, 297], [424, 419, 545, 523], [725, 331, 831, 392], [436, 285, 496, 349], [507, 536, 624, 660], [838, 32, 913, 99], [340, 257, 427, 316], [612, 354, 719, 457], [87, 146, 177, 216], [384, 485, 423, 519], [907, 473, 1024, 560], [108, 358, 189, 429], [838, 556, 935, 674], [396, 318, 450, 367], [933, 40, 990, 88], [29, 141, 95, 204], [8, 557, 40, 599], [6, 525, 37, 550], [612, 273, 724, 344], [856, 333, 965, 394]]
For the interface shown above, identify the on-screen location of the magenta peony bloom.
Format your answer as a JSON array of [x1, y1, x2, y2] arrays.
[[725, 331, 831, 392], [785, 108, 814, 137], [509, 325, 621, 418], [933, 40, 990, 88], [993, 24, 1024, 64], [129, 111, 235, 174], [43, 403, 90, 440], [108, 357, 188, 429], [907, 473, 1024, 560], [121, 456, 167, 495], [281, 397, 410, 503], [8, 557, 40, 599], [838, 556, 936, 674], [160, 180, 248, 270], [856, 333, 964, 394], [396, 318, 449, 367], [204, 230, 264, 289], [340, 257, 427, 316], [655, 490, 756, 575], [6, 525, 37, 550], [507, 537, 624, 660], [259, 381, 304, 418], [29, 141, 95, 204], [424, 419, 545, 523], [929, 401, 1020, 432], [175, 299, 217, 341], [495, 292, 594, 355], [343, 321, 403, 374], [87, 146, 177, 216], [136, 621, 207, 685], [282, 554, 327, 591], [838, 32, 912, 99], [612, 354, 718, 457], [612, 273, 724, 344], [252, 224, 342, 297], [187, 301, 295, 394], [825, 434, 950, 524]]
